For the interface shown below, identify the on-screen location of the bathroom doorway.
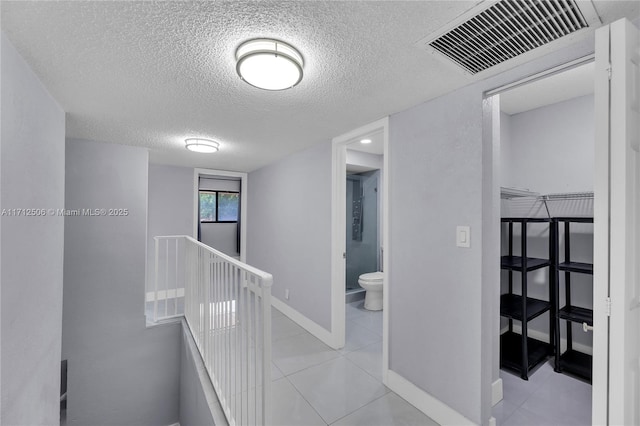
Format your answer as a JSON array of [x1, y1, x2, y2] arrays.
[[331, 117, 389, 383], [346, 165, 381, 296]]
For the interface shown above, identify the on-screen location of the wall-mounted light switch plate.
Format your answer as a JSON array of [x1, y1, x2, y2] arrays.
[[285, 289, 290, 300], [456, 226, 471, 248]]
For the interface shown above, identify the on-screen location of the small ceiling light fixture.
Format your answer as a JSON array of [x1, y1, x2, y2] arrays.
[[360, 139, 372, 144], [236, 38, 304, 91], [185, 138, 219, 153]]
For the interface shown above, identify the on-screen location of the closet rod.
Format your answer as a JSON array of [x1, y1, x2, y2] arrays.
[[542, 192, 594, 200]]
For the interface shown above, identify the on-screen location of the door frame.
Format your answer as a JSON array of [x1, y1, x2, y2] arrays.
[[193, 168, 248, 262], [331, 117, 390, 381], [593, 18, 640, 425]]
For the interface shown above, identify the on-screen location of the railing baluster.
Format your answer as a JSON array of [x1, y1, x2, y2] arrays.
[[174, 238, 178, 316], [164, 239, 169, 318], [154, 238, 159, 322], [151, 236, 272, 425]]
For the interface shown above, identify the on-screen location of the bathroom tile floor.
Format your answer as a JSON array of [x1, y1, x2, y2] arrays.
[[270, 300, 438, 426]]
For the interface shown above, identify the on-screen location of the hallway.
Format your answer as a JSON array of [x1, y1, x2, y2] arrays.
[[270, 301, 438, 425]]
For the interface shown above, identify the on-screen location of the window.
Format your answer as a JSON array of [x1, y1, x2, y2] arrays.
[[199, 191, 239, 222]]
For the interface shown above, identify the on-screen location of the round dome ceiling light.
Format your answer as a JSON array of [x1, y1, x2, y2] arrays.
[[360, 138, 372, 144], [185, 138, 219, 153], [236, 38, 304, 91]]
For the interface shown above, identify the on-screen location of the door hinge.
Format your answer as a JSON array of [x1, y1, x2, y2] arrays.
[[605, 297, 612, 316], [606, 64, 612, 80]]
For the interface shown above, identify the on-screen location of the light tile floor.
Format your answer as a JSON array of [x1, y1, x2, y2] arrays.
[[271, 300, 438, 426], [492, 360, 592, 425], [272, 300, 592, 426]]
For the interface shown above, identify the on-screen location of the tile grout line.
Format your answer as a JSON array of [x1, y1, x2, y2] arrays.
[[281, 374, 330, 425]]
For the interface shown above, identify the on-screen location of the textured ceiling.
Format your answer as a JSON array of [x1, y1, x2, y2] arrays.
[[2, 1, 638, 172]]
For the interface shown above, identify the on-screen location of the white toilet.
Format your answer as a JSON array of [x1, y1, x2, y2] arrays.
[[358, 271, 384, 311]]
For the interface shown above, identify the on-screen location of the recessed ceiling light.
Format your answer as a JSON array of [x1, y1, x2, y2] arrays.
[[236, 38, 304, 91], [185, 138, 219, 153], [360, 139, 372, 144]]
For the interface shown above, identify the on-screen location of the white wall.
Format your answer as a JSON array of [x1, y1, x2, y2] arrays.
[[1, 33, 66, 426], [346, 150, 383, 170], [63, 139, 181, 426], [247, 141, 332, 331], [501, 95, 595, 193]]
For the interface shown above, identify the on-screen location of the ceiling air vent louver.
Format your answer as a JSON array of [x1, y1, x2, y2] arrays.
[[419, 0, 601, 75]]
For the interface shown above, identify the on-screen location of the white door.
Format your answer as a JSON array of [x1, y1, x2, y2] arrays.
[[593, 18, 640, 425]]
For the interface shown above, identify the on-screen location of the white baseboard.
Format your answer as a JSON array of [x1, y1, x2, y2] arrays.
[[501, 325, 593, 355], [386, 370, 476, 425], [492, 378, 503, 406], [489, 416, 496, 426], [271, 297, 337, 348]]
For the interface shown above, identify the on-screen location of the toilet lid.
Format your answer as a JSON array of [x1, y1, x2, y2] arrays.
[[359, 271, 383, 282]]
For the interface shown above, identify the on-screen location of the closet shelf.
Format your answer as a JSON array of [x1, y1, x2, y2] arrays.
[[552, 217, 594, 223], [500, 331, 551, 375], [558, 350, 592, 382], [557, 261, 593, 275], [553, 217, 594, 383], [558, 305, 593, 326], [501, 256, 550, 271], [500, 294, 550, 321]]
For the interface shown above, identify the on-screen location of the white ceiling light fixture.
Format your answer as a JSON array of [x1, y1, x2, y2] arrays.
[[185, 138, 219, 153], [360, 138, 372, 144], [236, 38, 304, 91]]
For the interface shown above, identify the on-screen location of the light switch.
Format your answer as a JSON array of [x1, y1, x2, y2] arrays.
[[457, 226, 471, 248]]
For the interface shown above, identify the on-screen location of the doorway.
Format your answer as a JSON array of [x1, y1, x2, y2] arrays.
[[487, 59, 598, 424], [331, 117, 389, 382], [346, 159, 381, 296]]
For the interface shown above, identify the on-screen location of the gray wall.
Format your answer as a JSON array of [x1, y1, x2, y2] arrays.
[[201, 223, 238, 257], [179, 322, 221, 426], [390, 84, 485, 421], [247, 141, 332, 331], [63, 139, 181, 426], [1, 33, 66, 426], [147, 164, 194, 296], [388, 39, 594, 424]]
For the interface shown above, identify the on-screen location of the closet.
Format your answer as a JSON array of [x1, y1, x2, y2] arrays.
[[498, 71, 596, 387], [494, 60, 595, 425]]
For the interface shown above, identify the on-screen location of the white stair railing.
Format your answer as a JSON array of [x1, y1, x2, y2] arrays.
[[151, 235, 272, 426]]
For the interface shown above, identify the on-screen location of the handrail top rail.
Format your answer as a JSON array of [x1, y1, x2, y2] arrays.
[[154, 235, 273, 286]]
